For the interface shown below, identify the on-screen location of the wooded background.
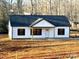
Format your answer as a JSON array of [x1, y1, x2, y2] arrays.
[[0, 0, 79, 33]]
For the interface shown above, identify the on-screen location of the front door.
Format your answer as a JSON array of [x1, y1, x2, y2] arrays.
[[45, 29, 49, 38]]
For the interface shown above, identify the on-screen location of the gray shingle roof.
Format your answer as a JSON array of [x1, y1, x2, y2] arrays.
[[9, 15, 70, 27]]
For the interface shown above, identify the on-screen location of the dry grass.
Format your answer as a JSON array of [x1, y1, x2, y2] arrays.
[[0, 35, 79, 59], [0, 34, 9, 41]]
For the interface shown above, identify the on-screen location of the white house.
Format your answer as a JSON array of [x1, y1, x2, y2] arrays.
[[8, 15, 70, 39]]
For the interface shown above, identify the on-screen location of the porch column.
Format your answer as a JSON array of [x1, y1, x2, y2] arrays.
[[32, 27, 33, 40], [30, 27, 33, 40]]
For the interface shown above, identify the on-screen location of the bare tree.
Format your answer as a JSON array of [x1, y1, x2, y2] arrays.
[[31, 0, 34, 15], [17, 0, 23, 14], [30, 0, 38, 15], [49, 0, 52, 15], [0, 0, 9, 32]]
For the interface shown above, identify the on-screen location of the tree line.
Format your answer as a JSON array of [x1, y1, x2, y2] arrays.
[[0, 0, 79, 33]]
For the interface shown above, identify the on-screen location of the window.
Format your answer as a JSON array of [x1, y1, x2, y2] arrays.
[[18, 29, 25, 35], [30, 29, 42, 35], [58, 29, 65, 35]]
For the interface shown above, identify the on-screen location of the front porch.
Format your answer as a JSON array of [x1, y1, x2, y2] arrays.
[[30, 27, 55, 39]]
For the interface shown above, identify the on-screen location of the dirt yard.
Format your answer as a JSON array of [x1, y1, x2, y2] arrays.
[[0, 35, 79, 59]]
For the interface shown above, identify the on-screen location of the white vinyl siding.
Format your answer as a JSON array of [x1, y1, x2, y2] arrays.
[[55, 27, 69, 38], [12, 27, 55, 39], [12, 27, 30, 38], [9, 27, 70, 39]]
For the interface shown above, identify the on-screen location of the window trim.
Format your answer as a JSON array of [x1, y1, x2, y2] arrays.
[[18, 29, 25, 36], [30, 28, 42, 35], [58, 28, 65, 35]]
